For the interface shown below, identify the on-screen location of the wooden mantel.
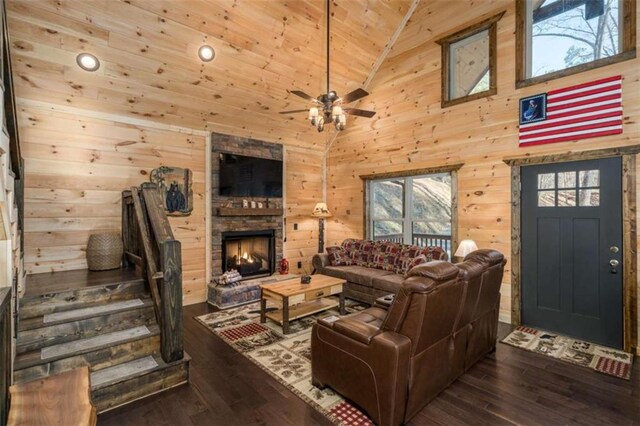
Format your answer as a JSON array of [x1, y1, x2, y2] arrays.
[[217, 207, 284, 217]]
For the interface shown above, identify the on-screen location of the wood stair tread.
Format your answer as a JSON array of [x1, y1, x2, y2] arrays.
[[19, 278, 148, 320], [15, 324, 160, 371], [18, 297, 153, 331], [16, 299, 156, 355], [90, 352, 191, 391]]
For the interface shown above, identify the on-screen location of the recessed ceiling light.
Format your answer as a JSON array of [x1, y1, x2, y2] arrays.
[[76, 53, 100, 72], [198, 45, 215, 62]]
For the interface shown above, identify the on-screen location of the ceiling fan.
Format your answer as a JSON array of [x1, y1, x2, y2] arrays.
[[279, 0, 376, 132]]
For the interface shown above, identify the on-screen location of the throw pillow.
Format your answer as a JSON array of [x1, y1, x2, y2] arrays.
[[420, 246, 448, 262], [404, 254, 427, 277], [326, 246, 353, 266], [394, 245, 422, 274], [342, 239, 363, 261], [353, 240, 375, 266]]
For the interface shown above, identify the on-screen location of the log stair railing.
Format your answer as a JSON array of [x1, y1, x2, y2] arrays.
[[122, 183, 183, 363]]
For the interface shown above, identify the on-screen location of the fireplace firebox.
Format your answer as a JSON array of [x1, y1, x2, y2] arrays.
[[221, 230, 275, 279]]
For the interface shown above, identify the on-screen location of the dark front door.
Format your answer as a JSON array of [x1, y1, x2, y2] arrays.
[[521, 157, 623, 348]]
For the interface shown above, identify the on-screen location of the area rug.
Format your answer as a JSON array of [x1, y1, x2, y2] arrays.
[[501, 326, 633, 380], [195, 300, 375, 426]]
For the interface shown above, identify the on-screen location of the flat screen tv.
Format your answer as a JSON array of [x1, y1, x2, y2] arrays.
[[219, 153, 283, 197]]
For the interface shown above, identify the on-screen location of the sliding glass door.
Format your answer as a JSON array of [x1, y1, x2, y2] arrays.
[[369, 173, 452, 254]]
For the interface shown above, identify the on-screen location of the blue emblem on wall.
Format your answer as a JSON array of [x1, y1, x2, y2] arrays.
[[519, 93, 547, 125]]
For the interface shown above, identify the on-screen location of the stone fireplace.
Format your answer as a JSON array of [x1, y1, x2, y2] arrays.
[[221, 230, 275, 279], [210, 133, 284, 287]]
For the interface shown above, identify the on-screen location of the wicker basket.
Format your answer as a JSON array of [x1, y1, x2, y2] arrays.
[[86, 233, 123, 271]]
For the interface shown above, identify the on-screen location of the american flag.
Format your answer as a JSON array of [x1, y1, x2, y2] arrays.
[[519, 75, 623, 147]]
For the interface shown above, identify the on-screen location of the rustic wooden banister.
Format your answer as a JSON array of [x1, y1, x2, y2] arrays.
[[121, 183, 184, 363]]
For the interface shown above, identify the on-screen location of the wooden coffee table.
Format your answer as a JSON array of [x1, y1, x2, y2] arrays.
[[260, 274, 347, 334]]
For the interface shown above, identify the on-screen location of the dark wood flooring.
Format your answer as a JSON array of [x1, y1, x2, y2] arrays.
[[99, 303, 640, 425], [25, 268, 141, 297]]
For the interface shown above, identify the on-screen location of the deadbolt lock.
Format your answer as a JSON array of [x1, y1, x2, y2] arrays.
[[609, 259, 620, 274], [610, 246, 619, 253]]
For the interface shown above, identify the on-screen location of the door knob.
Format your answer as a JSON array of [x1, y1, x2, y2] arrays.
[[609, 259, 619, 274]]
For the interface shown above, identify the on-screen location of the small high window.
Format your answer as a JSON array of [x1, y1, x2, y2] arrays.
[[516, 0, 636, 88], [436, 12, 504, 108]]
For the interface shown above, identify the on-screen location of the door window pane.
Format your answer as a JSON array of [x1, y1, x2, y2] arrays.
[[579, 170, 600, 187], [538, 190, 556, 207], [412, 174, 452, 221], [579, 189, 600, 206], [557, 171, 576, 188], [538, 173, 555, 189], [413, 222, 452, 254], [370, 173, 452, 247], [557, 189, 576, 207], [529, 0, 621, 78], [373, 221, 403, 242], [372, 179, 404, 219]]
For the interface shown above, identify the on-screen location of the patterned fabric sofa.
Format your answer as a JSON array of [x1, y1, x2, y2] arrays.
[[312, 238, 448, 304]]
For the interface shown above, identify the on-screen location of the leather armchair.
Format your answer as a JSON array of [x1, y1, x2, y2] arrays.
[[311, 251, 506, 426]]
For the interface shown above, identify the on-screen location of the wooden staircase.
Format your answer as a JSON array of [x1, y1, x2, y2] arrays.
[[13, 271, 189, 413]]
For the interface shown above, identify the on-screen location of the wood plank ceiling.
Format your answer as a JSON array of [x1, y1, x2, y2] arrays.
[[7, 0, 412, 149]]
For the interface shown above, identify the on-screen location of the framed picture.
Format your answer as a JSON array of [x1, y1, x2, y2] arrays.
[[519, 93, 547, 125], [150, 166, 193, 216]]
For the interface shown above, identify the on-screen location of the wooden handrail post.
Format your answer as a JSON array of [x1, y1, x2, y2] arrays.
[[122, 183, 184, 364], [161, 239, 183, 363], [121, 190, 132, 269]]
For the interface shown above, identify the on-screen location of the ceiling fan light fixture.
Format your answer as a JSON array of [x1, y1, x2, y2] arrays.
[[331, 106, 343, 122], [279, 0, 375, 132], [198, 45, 215, 62]]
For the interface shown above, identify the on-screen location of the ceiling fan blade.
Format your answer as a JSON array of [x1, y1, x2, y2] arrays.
[[279, 109, 309, 114], [289, 90, 320, 103], [344, 108, 376, 118], [340, 88, 369, 104]]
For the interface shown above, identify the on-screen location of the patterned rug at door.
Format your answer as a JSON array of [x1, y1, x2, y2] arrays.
[[501, 326, 633, 380], [195, 300, 375, 426]]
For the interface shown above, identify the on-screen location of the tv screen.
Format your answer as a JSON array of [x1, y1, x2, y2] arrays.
[[219, 153, 283, 197]]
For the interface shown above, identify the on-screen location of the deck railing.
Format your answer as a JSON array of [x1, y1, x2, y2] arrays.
[[374, 233, 452, 254], [0, 288, 11, 426], [122, 183, 183, 363]]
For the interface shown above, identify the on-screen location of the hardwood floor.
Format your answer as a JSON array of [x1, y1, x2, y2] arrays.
[[98, 303, 640, 425]]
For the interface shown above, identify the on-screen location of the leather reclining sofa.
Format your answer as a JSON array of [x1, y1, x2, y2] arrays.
[[311, 249, 506, 426]]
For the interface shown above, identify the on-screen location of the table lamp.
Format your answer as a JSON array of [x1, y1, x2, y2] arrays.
[[453, 239, 478, 263]]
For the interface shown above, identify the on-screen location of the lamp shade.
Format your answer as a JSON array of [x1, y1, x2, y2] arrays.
[[454, 239, 478, 258], [311, 202, 332, 218]]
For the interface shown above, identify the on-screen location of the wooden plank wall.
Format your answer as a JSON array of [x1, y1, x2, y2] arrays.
[[6, 0, 355, 304], [326, 0, 640, 336], [284, 147, 323, 276], [19, 107, 209, 304]]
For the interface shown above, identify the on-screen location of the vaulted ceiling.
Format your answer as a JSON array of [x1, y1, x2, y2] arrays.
[[7, 0, 412, 149]]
